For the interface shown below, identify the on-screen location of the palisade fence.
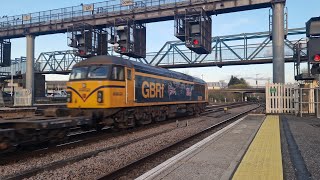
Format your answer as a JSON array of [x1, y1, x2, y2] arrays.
[[265, 82, 319, 116]]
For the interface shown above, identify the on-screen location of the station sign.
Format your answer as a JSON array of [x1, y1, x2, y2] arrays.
[[121, 0, 134, 6], [22, 14, 31, 21], [270, 87, 277, 93], [82, 4, 94, 12]]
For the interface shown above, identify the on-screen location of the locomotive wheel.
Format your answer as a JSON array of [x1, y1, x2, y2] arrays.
[[49, 129, 68, 144], [95, 124, 105, 131], [137, 113, 152, 125], [154, 113, 166, 122], [187, 109, 194, 116], [194, 107, 201, 117], [0, 137, 11, 151]]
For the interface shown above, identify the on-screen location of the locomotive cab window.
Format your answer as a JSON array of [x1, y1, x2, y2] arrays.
[[70, 67, 88, 80], [88, 65, 110, 79], [111, 66, 125, 81]]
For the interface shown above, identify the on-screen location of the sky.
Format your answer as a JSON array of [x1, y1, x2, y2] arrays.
[[1, 0, 319, 85]]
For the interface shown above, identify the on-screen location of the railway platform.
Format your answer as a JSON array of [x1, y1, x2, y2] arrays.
[[138, 114, 320, 180]]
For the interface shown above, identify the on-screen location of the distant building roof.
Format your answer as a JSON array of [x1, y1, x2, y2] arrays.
[[207, 81, 228, 88]]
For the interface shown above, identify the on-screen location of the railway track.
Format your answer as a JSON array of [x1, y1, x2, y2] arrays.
[[97, 104, 260, 179], [1, 103, 258, 180], [0, 102, 253, 179], [0, 102, 248, 157]]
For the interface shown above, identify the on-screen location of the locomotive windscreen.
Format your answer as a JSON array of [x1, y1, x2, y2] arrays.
[[69, 65, 112, 80]]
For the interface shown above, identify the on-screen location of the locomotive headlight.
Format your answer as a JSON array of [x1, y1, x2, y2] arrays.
[[97, 91, 103, 103], [67, 92, 72, 103]]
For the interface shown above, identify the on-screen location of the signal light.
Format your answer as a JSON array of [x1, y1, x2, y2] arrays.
[[193, 39, 199, 45], [314, 54, 320, 62], [79, 50, 86, 56], [121, 47, 126, 52]]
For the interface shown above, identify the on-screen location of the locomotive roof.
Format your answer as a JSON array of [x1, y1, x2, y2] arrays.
[[74, 55, 206, 84], [74, 55, 134, 68]]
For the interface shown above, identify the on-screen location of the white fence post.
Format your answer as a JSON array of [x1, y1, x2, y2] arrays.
[[265, 83, 298, 114]]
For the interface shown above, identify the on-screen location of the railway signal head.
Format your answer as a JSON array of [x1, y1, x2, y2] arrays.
[[308, 38, 320, 64], [78, 49, 86, 56], [114, 42, 128, 54], [120, 46, 126, 53], [112, 22, 146, 58], [306, 17, 320, 37], [193, 39, 199, 46], [69, 31, 93, 58], [187, 37, 201, 47], [115, 45, 127, 53], [314, 54, 320, 62], [114, 26, 130, 55]]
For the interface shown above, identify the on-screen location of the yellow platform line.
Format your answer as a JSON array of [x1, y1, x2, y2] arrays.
[[233, 115, 283, 180]]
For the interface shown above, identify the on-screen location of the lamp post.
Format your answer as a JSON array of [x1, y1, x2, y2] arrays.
[[10, 61, 13, 97], [255, 73, 260, 88]]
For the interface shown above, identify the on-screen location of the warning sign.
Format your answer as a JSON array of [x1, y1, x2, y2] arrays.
[[121, 0, 134, 6]]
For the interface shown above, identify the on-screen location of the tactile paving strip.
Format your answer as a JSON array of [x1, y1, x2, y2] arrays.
[[233, 115, 283, 180]]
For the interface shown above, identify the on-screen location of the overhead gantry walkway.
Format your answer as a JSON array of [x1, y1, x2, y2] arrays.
[[0, 0, 274, 39], [147, 27, 306, 68]]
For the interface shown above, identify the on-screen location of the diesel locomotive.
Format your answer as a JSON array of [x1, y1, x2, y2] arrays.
[[67, 55, 208, 128]]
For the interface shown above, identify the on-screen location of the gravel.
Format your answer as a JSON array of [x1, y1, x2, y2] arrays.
[[1, 104, 257, 180], [284, 115, 320, 179], [280, 117, 296, 180], [29, 105, 256, 180]]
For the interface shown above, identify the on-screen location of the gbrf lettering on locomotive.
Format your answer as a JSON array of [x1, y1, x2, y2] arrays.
[[141, 81, 165, 99]]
